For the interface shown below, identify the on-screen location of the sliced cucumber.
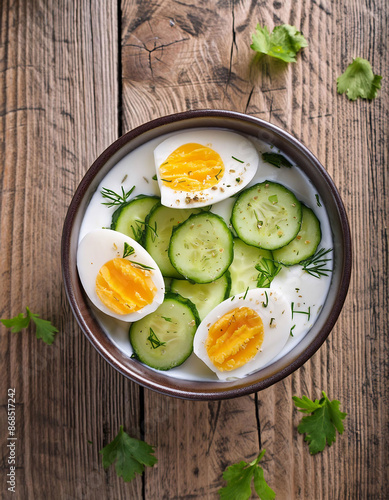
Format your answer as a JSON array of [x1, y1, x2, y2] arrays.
[[231, 181, 302, 250], [111, 195, 160, 243], [129, 292, 200, 370], [273, 205, 321, 265], [170, 271, 231, 320], [169, 212, 234, 284], [144, 204, 202, 278], [228, 238, 274, 296]]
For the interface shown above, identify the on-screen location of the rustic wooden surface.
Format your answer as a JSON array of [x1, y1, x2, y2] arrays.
[[0, 0, 388, 498]]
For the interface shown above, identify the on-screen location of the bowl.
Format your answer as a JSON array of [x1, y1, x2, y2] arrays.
[[61, 109, 352, 400]]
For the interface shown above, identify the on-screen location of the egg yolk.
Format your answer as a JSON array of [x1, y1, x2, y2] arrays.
[[159, 143, 224, 191], [205, 307, 264, 371], [95, 258, 157, 315]]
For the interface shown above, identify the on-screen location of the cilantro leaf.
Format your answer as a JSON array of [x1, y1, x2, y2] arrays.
[[251, 24, 308, 63], [292, 394, 323, 413], [253, 467, 276, 500], [100, 426, 157, 482], [1, 307, 58, 344], [1, 312, 30, 332], [262, 152, 293, 168], [219, 450, 275, 500], [293, 391, 347, 454], [28, 308, 59, 345], [337, 58, 382, 100]]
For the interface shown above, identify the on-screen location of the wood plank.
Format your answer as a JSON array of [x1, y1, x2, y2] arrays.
[[0, 1, 142, 498]]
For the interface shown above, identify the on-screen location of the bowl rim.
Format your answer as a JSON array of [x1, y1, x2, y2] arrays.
[[61, 109, 352, 400]]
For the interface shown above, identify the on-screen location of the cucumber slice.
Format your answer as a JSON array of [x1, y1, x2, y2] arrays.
[[228, 238, 274, 296], [170, 271, 231, 320], [129, 292, 200, 370], [144, 204, 202, 278], [111, 195, 160, 243], [273, 205, 321, 265], [231, 181, 302, 250], [168, 212, 234, 284]]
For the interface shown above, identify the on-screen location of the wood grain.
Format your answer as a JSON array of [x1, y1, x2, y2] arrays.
[[0, 0, 388, 498]]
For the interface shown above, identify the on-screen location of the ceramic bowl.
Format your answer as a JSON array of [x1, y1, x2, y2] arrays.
[[61, 110, 351, 400]]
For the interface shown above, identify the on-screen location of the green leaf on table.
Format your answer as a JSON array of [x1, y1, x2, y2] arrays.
[[28, 308, 59, 345], [1, 311, 31, 332], [100, 426, 157, 482], [292, 394, 323, 413], [337, 58, 382, 100], [293, 391, 347, 454], [219, 450, 275, 500], [1, 307, 58, 344], [251, 24, 308, 63]]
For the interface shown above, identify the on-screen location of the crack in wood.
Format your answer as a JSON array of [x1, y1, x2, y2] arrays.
[[206, 400, 222, 455]]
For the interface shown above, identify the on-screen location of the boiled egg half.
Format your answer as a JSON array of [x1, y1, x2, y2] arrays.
[[193, 288, 291, 380], [154, 130, 259, 208], [77, 229, 165, 321]]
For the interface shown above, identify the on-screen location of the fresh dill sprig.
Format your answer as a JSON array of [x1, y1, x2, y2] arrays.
[[129, 261, 154, 271], [256, 258, 283, 288], [101, 185, 135, 207], [130, 221, 144, 242], [301, 248, 333, 279], [123, 243, 135, 258], [291, 303, 311, 321], [147, 328, 166, 349], [141, 220, 158, 242]]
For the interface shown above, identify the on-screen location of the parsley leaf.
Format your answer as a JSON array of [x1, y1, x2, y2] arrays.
[[251, 24, 308, 63], [1, 312, 30, 332], [293, 391, 347, 454], [100, 426, 157, 482], [219, 450, 275, 500], [337, 58, 382, 100], [1, 307, 58, 345], [262, 152, 293, 168]]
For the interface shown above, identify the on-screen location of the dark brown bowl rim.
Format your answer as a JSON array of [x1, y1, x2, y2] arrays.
[[61, 109, 352, 400]]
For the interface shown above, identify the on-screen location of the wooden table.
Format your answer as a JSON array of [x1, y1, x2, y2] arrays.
[[1, 1, 388, 498]]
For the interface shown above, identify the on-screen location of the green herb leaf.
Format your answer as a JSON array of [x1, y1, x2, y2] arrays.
[[28, 308, 59, 345], [251, 24, 308, 63], [1, 312, 30, 332], [255, 258, 282, 288], [292, 394, 323, 413], [1, 307, 58, 345], [253, 466, 276, 500], [232, 156, 244, 164], [129, 261, 155, 271], [301, 247, 332, 279], [262, 152, 293, 168], [123, 242, 135, 258], [101, 185, 135, 207], [100, 426, 157, 482], [337, 58, 382, 101], [147, 328, 166, 349], [292, 391, 347, 454], [219, 450, 275, 500]]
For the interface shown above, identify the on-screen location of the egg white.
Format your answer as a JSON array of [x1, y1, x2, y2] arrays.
[[154, 130, 259, 208], [77, 229, 165, 322], [193, 288, 292, 380]]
